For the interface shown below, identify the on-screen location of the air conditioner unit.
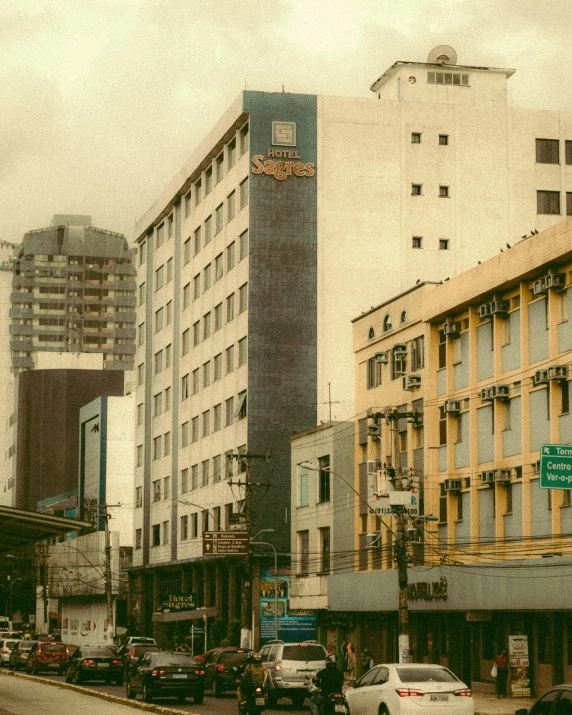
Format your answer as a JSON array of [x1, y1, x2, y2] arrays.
[[393, 343, 407, 353], [443, 321, 461, 337], [491, 385, 510, 400], [480, 388, 493, 402], [532, 278, 547, 297], [479, 303, 491, 319], [367, 460, 381, 475], [494, 469, 512, 483], [444, 479, 462, 492], [365, 532, 381, 550], [403, 375, 421, 391], [367, 421, 381, 440], [480, 470, 495, 485], [490, 300, 510, 316], [374, 352, 388, 364], [443, 400, 461, 414], [532, 370, 549, 387], [533, 461, 540, 475], [548, 365, 568, 381], [545, 273, 566, 291], [408, 411, 423, 427], [406, 527, 422, 544]]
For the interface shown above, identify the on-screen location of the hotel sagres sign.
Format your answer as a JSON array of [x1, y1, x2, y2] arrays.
[[251, 121, 315, 181]]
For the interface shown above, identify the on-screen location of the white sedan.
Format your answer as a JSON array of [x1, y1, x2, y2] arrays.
[[345, 663, 474, 715]]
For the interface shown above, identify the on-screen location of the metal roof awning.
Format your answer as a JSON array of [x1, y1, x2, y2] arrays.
[[0, 505, 91, 552]]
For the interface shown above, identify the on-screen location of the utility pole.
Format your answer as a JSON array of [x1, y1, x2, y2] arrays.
[[99, 504, 121, 645], [229, 452, 270, 648]]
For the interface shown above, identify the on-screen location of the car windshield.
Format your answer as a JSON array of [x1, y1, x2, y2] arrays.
[[82, 648, 116, 657], [282, 645, 326, 661], [151, 653, 197, 667], [2, 640, 17, 647], [18, 642, 36, 650], [221, 652, 249, 665], [396, 667, 459, 683], [130, 638, 155, 645], [40, 644, 67, 652]]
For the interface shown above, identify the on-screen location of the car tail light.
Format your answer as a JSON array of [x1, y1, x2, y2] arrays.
[[198, 670, 205, 676], [255, 687, 262, 693], [454, 689, 472, 697], [217, 664, 225, 672], [112, 660, 122, 666], [275, 662, 281, 671], [83, 659, 96, 666], [1, 649, 7, 653], [395, 688, 425, 697]]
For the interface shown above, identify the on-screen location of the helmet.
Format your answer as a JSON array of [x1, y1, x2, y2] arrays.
[[326, 654, 338, 665], [252, 653, 263, 662], [247, 651, 256, 662]]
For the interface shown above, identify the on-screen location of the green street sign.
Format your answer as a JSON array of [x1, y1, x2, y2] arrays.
[[540, 444, 572, 489]]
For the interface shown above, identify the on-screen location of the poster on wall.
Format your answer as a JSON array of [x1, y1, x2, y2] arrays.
[[259, 568, 317, 645], [509, 635, 531, 697]]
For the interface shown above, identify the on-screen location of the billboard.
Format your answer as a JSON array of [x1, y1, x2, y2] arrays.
[[259, 567, 316, 645]]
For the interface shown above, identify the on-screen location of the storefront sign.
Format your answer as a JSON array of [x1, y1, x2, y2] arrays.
[[509, 635, 531, 697], [408, 577, 448, 601], [259, 569, 316, 645], [466, 611, 492, 622], [252, 152, 315, 180], [161, 592, 197, 613]]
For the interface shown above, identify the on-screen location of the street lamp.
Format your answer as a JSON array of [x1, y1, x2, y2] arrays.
[[250, 529, 278, 641]]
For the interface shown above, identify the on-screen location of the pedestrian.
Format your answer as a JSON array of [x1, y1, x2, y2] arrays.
[[360, 645, 373, 675], [494, 648, 509, 698], [344, 643, 355, 681]]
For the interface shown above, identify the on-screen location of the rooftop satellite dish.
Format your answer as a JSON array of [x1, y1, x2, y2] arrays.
[[427, 45, 457, 66]]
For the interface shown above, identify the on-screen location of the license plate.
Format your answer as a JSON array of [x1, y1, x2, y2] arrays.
[[98, 663, 109, 668], [172, 674, 187, 679], [255, 698, 265, 706], [335, 705, 346, 713], [430, 695, 449, 701]]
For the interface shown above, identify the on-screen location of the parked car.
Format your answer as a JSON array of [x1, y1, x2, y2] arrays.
[[344, 663, 474, 715], [204, 647, 250, 696], [119, 637, 157, 654], [9, 640, 40, 670], [515, 685, 572, 715], [258, 640, 327, 707], [26, 642, 67, 675], [0, 639, 18, 667], [122, 644, 162, 676], [65, 645, 124, 685], [126, 651, 205, 705]]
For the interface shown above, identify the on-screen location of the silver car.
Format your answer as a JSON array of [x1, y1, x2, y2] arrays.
[[259, 641, 327, 708], [0, 639, 18, 666]]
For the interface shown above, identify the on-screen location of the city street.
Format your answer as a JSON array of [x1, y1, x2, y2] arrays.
[[0, 670, 309, 715]]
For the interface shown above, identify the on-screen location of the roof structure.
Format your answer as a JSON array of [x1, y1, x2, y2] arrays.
[[0, 505, 91, 552]]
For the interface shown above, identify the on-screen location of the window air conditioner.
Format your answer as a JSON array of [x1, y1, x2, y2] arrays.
[[393, 343, 407, 353], [375, 352, 388, 364], [548, 365, 568, 381], [532, 370, 549, 387], [443, 400, 461, 414], [545, 273, 566, 291], [494, 469, 512, 483], [480, 470, 495, 485], [444, 479, 462, 492], [365, 532, 381, 550], [480, 388, 493, 402], [479, 303, 491, 319], [490, 300, 510, 316], [491, 385, 510, 400], [367, 460, 381, 475], [443, 321, 461, 337], [532, 278, 547, 297], [403, 375, 421, 391]]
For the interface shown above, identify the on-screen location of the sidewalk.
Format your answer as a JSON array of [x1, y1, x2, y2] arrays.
[[473, 692, 535, 715]]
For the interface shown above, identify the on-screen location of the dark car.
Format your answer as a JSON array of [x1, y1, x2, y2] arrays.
[[65, 645, 124, 685], [9, 640, 40, 670], [516, 685, 572, 715], [204, 647, 250, 696], [126, 651, 205, 705], [122, 644, 162, 676], [26, 641, 68, 675]]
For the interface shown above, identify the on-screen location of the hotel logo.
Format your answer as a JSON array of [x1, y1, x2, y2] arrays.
[[272, 121, 296, 147]]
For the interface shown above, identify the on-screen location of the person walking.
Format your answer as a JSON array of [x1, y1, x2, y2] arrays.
[[344, 643, 355, 681], [360, 645, 373, 675], [495, 648, 509, 698]]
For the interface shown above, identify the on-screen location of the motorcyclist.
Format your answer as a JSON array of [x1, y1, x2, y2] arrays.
[[310, 653, 345, 715], [238, 652, 269, 707]]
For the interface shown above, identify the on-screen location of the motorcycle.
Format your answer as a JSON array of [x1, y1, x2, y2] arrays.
[[322, 692, 349, 715], [238, 679, 268, 715]]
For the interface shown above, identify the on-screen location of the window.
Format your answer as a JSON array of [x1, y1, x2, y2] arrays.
[[181, 515, 189, 541], [536, 138, 560, 164], [184, 191, 192, 218], [456, 493, 463, 521], [202, 459, 210, 486], [192, 368, 200, 395], [138, 322, 145, 346], [319, 527, 331, 574], [213, 403, 222, 431], [240, 123, 249, 155], [168, 213, 174, 238], [203, 361, 211, 387], [239, 283, 248, 313], [137, 403, 144, 426], [439, 239, 450, 250], [203, 263, 212, 291], [163, 520, 170, 545], [203, 311, 211, 339], [214, 455, 223, 483], [383, 314, 392, 332], [184, 238, 191, 265], [227, 191, 236, 222], [138, 282, 145, 306], [411, 335, 425, 371], [181, 421, 189, 448], [137, 444, 143, 466], [191, 512, 198, 538], [226, 242, 236, 272], [439, 483, 447, 523], [228, 138, 237, 168], [239, 229, 249, 261], [214, 353, 223, 380], [182, 329, 190, 355], [164, 432, 170, 457], [439, 134, 449, 145], [298, 468, 309, 507], [191, 464, 199, 490], [562, 381, 570, 415], [537, 190, 561, 215], [238, 336, 247, 366], [391, 347, 406, 380], [214, 205, 223, 236], [203, 410, 210, 437], [567, 192, 572, 216], [298, 530, 309, 575], [182, 374, 190, 401], [165, 344, 172, 368], [139, 240, 146, 265], [166, 300, 172, 326], [153, 392, 162, 417], [240, 177, 249, 208], [411, 132, 421, 144], [136, 486, 142, 508], [164, 386, 171, 411], [204, 215, 212, 244], [367, 357, 381, 389], [400, 310, 408, 324], [181, 468, 189, 493], [205, 166, 212, 195], [214, 303, 223, 331], [163, 476, 170, 499], [137, 363, 144, 386], [155, 265, 164, 291], [227, 293, 235, 322], [226, 344, 235, 373], [153, 479, 161, 502], [167, 257, 173, 283], [439, 406, 447, 446], [438, 329, 447, 368], [236, 390, 247, 420], [156, 223, 164, 248], [216, 153, 224, 183], [202, 511, 210, 533], [411, 184, 422, 196], [318, 455, 330, 503], [215, 253, 223, 280], [152, 524, 160, 547], [439, 185, 449, 198], [135, 529, 142, 549], [194, 226, 201, 255], [427, 71, 469, 85], [193, 321, 200, 346], [226, 397, 235, 426], [155, 307, 163, 333], [412, 236, 422, 249], [191, 416, 199, 443]]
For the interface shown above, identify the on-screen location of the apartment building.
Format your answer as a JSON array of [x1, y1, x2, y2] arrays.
[[130, 45, 572, 645]]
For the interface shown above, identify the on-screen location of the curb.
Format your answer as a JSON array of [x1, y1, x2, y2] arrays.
[[0, 668, 200, 715]]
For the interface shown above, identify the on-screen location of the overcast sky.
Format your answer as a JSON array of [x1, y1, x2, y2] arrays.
[[1, 0, 571, 243]]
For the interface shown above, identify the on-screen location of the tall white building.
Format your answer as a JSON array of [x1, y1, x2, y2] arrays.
[[129, 45, 572, 643]]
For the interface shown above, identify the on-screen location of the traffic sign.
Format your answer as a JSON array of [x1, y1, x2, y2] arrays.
[[540, 444, 572, 489], [203, 531, 250, 555]]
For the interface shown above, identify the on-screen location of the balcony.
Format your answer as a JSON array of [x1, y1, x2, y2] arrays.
[[115, 328, 135, 339], [115, 312, 136, 323], [109, 359, 135, 370], [12, 357, 34, 369], [115, 296, 136, 307], [9, 308, 34, 319], [10, 291, 33, 303], [112, 343, 136, 354], [116, 263, 136, 276], [10, 339, 32, 351], [10, 324, 33, 336]]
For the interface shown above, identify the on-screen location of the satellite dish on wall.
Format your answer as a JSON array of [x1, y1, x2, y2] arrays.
[[427, 45, 457, 66]]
